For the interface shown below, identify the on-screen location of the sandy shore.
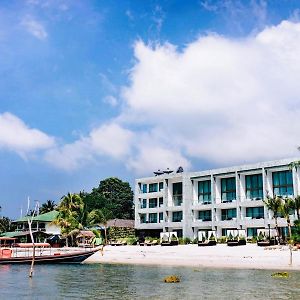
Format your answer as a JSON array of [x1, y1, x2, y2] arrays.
[[85, 244, 300, 270]]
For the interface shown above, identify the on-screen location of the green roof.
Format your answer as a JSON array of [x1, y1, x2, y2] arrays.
[[0, 231, 30, 238], [33, 210, 59, 222], [13, 210, 59, 223]]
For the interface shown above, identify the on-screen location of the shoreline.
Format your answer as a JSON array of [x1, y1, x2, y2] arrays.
[[84, 244, 300, 271]]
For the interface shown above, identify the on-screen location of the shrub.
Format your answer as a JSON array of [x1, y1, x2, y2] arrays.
[[218, 236, 226, 243]]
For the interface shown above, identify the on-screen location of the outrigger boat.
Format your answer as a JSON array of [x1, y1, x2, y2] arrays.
[[0, 237, 101, 264]]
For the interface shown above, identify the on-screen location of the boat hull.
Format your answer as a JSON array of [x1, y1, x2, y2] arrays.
[[0, 248, 99, 264]]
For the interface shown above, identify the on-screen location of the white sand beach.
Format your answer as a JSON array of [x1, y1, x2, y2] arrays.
[[85, 244, 300, 270]]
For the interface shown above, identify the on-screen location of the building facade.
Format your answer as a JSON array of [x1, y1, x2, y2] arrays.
[[134, 158, 300, 239]]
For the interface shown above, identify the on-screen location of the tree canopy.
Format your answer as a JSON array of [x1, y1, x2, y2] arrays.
[[83, 177, 134, 219]]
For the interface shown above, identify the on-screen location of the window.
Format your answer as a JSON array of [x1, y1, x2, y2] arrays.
[[141, 199, 147, 209], [149, 183, 158, 193], [221, 208, 237, 220], [159, 182, 164, 191], [140, 214, 146, 223], [149, 213, 157, 223], [245, 174, 263, 199], [173, 182, 183, 206], [198, 210, 212, 221], [247, 228, 259, 237], [159, 212, 164, 222], [198, 180, 211, 204], [172, 211, 183, 222], [246, 207, 264, 219], [272, 170, 294, 197], [149, 198, 158, 208], [221, 177, 236, 202], [159, 197, 163, 207], [142, 184, 147, 193]]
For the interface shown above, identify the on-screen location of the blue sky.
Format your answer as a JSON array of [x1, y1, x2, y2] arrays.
[[1, 0, 300, 217]]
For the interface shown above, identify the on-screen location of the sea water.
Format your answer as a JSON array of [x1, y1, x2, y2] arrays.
[[1, 264, 300, 299]]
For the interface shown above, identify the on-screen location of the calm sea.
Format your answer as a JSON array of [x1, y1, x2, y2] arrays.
[[1, 264, 300, 299]]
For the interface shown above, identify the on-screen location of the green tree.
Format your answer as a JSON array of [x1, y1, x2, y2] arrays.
[[53, 193, 85, 246], [39, 200, 56, 214], [87, 208, 112, 245], [83, 177, 134, 219], [0, 216, 12, 233], [294, 195, 300, 220], [263, 194, 283, 239], [280, 197, 295, 265]]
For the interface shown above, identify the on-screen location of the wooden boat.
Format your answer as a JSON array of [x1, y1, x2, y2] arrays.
[[0, 240, 101, 264]]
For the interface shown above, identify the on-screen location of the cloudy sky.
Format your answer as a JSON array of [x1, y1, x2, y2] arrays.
[[1, 0, 300, 217]]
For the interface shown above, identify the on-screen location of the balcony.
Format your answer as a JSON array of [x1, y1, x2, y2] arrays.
[[192, 220, 212, 227]]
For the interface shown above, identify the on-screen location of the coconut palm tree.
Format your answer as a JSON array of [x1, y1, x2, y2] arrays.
[[53, 193, 85, 246], [294, 195, 300, 220], [87, 208, 112, 245], [263, 194, 283, 239], [280, 197, 295, 265], [39, 200, 56, 214]]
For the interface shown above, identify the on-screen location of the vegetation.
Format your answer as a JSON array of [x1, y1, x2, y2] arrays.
[[292, 220, 300, 243], [82, 177, 134, 219], [0, 216, 14, 233], [52, 177, 133, 246], [39, 200, 56, 214], [263, 194, 283, 238]]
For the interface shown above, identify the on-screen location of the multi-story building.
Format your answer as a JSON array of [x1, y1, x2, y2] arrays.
[[134, 158, 300, 239]]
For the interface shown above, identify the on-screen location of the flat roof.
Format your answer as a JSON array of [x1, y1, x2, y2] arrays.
[[136, 157, 300, 181]]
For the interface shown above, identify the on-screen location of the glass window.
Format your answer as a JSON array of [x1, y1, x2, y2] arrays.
[[245, 174, 263, 199], [173, 182, 183, 206], [246, 207, 264, 219], [172, 211, 183, 222], [198, 180, 211, 204], [159, 182, 164, 191], [247, 228, 258, 237], [173, 182, 182, 195], [149, 213, 157, 223], [159, 212, 164, 222], [272, 170, 294, 197], [140, 199, 147, 209], [142, 184, 147, 193], [221, 208, 237, 220], [159, 197, 163, 206], [149, 183, 158, 193], [149, 198, 158, 208], [221, 177, 236, 202], [198, 210, 212, 221], [140, 214, 146, 223]]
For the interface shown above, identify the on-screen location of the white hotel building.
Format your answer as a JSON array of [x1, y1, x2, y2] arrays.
[[134, 158, 300, 239]]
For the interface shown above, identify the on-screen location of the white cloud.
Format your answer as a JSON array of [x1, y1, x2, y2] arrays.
[[127, 142, 190, 175], [44, 123, 133, 170], [42, 21, 300, 175], [21, 16, 47, 40], [0, 112, 55, 155], [120, 20, 300, 171]]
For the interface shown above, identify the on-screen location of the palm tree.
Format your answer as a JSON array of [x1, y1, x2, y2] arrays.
[[39, 200, 56, 214], [294, 195, 300, 220], [263, 194, 283, 240], [87, 208, 112, 245], [53, 193, 85, 246], [280, 197, 295, 265]]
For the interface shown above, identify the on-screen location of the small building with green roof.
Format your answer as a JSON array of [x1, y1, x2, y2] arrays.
[[12, 210, 60, 235]]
